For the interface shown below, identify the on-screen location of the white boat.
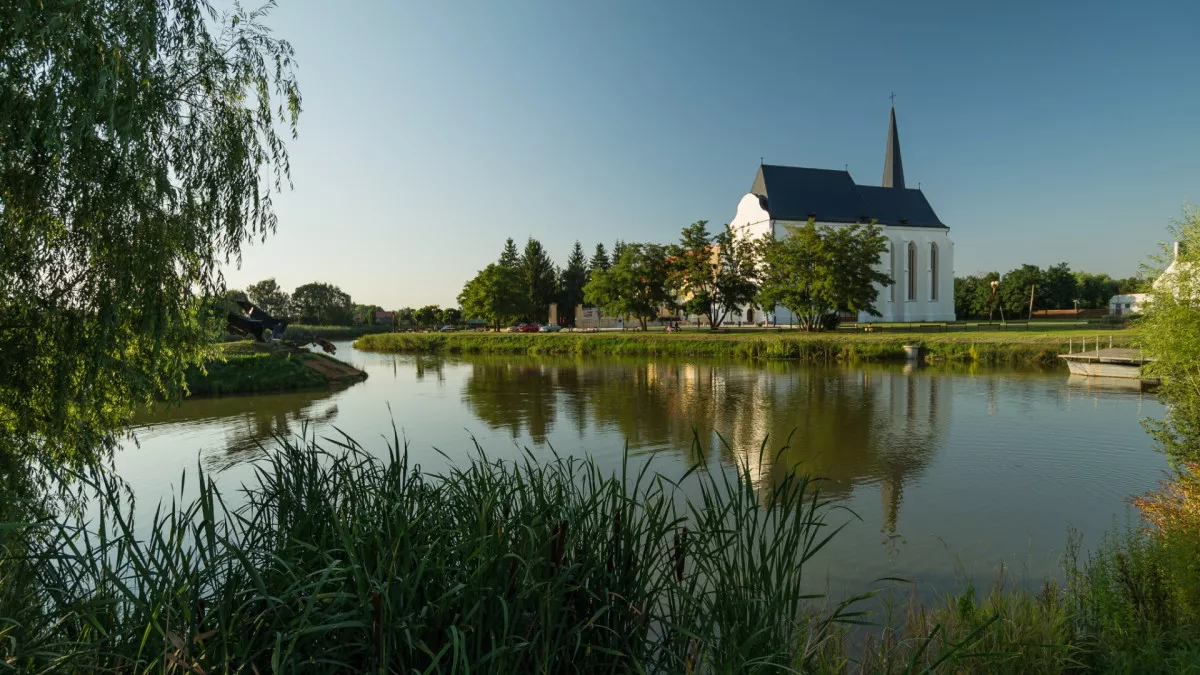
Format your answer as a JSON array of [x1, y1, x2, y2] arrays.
[[1058, 348, 1156, 383]]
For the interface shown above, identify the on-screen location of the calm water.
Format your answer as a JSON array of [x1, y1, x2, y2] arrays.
[[119, 341, 1168, 596]]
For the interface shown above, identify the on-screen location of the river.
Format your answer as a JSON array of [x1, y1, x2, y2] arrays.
[[118, 340, 1168, 598]]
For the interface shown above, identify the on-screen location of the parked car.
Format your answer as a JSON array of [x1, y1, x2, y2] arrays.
[[508, 323, 525, 333], [439, 325, 456, 332], [539, 324, 561, 333], [516, 324, 541, 333]]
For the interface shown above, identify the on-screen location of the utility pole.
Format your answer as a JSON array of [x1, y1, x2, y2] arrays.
[[1028, 284, 1036, 321]]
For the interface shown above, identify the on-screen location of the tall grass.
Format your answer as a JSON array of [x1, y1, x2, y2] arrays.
[[2, 433, 983, 673], [354, 332, 1106, 367]]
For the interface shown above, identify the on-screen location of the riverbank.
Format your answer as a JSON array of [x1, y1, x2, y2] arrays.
[[185, 341, 367, 396], [281, 324, 391, 341], [2, 436, 1195, 672], [355, 329, 1138, 367]]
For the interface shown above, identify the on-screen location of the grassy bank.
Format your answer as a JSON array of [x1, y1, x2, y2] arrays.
[[186, 341, 367, 396], [281, 323, 392, 341], [356, 329, 1138, 367], [2, 436, 1196, 672]]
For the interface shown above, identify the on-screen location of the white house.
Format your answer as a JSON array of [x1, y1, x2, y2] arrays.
[[1108, 294, 1147, 316], [728, 106, 955, 324]]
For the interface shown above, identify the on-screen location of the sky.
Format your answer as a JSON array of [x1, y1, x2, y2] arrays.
[[223, 0, 1200, 309]]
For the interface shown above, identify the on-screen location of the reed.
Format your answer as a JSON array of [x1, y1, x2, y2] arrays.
[[1, 433, 969, 673], [354, 331, 1128, 367]]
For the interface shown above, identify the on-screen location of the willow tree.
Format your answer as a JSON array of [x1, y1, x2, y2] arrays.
[[1141, 207, 1200, 463], [0, 0, 301, 472]]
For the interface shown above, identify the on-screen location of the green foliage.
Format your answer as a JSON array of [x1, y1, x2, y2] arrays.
[[246, 278, 291, 316], [1041, 262, 1077, 311], [0, 435, 908, 672], [755, 220, 891, 331], [499, 237, 521, 268], [184, 343, 362, 396], [281, 324, 390, 341], [584, 243, 672, 330], [588, 242, 611, 276], [459, 263, 529, 330], [441, 307, 462, 325], [559, 241, 589, 315], [954, 272, 1001, 319], [414, 304, 441, 328], [352, 303, 384, 325], [291, 282, 353, 325], [397, 307, 416, 328], [520, 237, 559, 323], [0, 0, 299, 470], [1075, 271, 1121, 310], [668, 221, 759, 329], [1141, 206, 1200, 462], [997, 264, 1043, 318], [354, 330, 1121, 366]]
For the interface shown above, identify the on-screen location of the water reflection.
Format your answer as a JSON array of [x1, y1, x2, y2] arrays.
[[132, 390, 340, 471], [461, 358, 950, 533]]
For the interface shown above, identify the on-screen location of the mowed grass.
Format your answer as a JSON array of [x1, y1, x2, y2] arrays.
[[356, 327, 1139, 367], [185, 341, 366, 396]]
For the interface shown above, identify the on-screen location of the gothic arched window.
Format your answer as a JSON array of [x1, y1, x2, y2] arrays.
[[889, 242, 896, 302], [930, 243, 939, 301], [907, 242, 917, 301]]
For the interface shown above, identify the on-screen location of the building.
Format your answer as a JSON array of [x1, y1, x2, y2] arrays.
[[728, 106, 955, 324], [1108, 294, 1147, 316], [374, 310, 395, 325]]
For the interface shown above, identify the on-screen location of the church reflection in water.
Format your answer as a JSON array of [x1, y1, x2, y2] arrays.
[[461, 358, 950, 534]]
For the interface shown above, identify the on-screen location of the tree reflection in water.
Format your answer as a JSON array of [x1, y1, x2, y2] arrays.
[[132, 390, 340, 472], [461, 357, 950, 534]]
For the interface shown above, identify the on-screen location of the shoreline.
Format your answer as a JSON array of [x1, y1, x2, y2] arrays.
[[354, 329, 1138, 367], [185, 341, 368, 396]]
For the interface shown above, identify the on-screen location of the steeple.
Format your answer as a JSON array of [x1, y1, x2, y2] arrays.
[[882, 105, 905, 189]]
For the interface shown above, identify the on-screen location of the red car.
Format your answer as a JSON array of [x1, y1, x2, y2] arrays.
[[516, 324, 541, 333]]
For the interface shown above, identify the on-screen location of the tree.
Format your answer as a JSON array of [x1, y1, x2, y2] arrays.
[[1074, 272, 1119, 309], [1117, 276, 1143, 294], [397, 307, 416, 329], [1041, 262, 1077, 310], [415, 305, 441, 328], [583, 243, 672, 331], [954, 272, 1001, 319], [458, 264, 527, 331], [1141, 206, 1200, 462], [612, 240, 630, 263], [520, 238, 559, 323], [352, 304, 384, 324], [0, 0, 300, 471], [755, 220, 891, 331], [246, 279, 291, 317], [589, 243, 611, 277], [560, 241, 589, 318], [997, 265, 1043, 318], [442, 307, 463, 326], [499, 238, 521, 268], [292, 283, 353, 325], [668, 221, 758, 329]]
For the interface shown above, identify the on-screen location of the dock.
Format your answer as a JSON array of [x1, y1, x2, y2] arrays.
[[1058, 348, 1156, 382]]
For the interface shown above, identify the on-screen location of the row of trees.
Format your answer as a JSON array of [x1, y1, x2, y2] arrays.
[[461, 220, 892, 332], [954, 265, 1141, 319]]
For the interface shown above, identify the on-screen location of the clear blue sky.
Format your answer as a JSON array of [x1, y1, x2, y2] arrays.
[[224, 0, 1200, 309]]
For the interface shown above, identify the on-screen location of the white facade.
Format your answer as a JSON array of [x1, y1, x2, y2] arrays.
[[728, 192, 956, 324], [1109, 294, 1147, 316]]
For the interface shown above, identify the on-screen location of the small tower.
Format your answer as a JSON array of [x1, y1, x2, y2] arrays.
[[883, 104, 905, 189]]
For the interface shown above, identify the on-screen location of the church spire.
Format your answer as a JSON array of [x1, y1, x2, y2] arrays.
[[883, 103, 905, 189]]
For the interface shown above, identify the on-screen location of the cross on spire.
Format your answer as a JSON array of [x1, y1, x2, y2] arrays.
[[889, 92, 896, 105]]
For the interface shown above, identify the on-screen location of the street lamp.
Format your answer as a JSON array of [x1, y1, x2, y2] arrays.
[[1073, 299, 1080, 315]]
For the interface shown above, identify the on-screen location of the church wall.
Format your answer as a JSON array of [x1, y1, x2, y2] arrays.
[[724, 202, 956, 325]]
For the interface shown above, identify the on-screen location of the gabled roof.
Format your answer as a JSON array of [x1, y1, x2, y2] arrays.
[[750, 164, 946, 228]]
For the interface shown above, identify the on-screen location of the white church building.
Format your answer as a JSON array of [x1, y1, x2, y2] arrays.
[[729, 106, 955, 324]]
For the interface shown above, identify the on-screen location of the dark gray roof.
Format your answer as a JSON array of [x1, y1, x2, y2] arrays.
[[750, 164, 946, 228], [883, 106, 905, 189]]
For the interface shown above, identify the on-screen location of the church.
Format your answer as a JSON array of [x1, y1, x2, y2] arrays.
[[729, 106, 955, 324]]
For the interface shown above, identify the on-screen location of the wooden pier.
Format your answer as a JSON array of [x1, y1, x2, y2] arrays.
[[1058, 347, 1156, 382]]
